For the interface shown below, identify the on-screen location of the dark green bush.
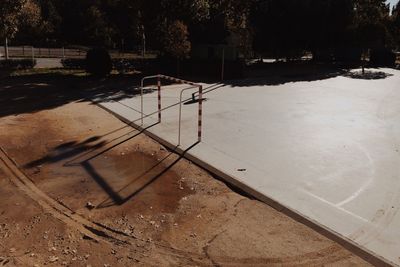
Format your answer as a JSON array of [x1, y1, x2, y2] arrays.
[[370, 48, 396, 67], [61, 58, 86, 69], [313, 49, 333, 62], [0, 59, 36, 70], [334, 47, 362, 63], [85, 48, 112, 77], [113, 59, 139, 73]]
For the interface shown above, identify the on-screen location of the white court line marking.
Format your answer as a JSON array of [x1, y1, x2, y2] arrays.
[[336, 143, 375, 208], [302, 189, 369, 224], [300, 141, 376, 224]]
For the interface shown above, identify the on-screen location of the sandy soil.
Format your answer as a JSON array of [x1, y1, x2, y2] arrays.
[[0, 75, 371, 266]]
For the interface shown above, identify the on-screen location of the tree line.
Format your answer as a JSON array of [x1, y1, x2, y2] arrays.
[[1, 0, 399, 60]]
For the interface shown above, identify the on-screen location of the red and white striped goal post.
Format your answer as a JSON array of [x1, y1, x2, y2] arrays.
[[140, 74, 204, 143]]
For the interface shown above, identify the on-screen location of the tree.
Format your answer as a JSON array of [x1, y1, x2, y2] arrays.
[[162, 20, 191, 75], [84, 5, 116, 47], [250, 0, 311, 60], [54, 0, 140, 48], [308, 0, 355, 59], [135, 0, 211, 53], [57, 0, 97, 46], [2, 0, 253, 56], [136, 0, 253, 55], [106, 0, 141, 50], [354, 0, 390, 72], [224, 0, 254, 57], [391, 2, 400, 49], [15, 0, 44, 46], [159, 0, 210, 23], [0, 0, 40, 59], [250, 0, 356, 61], [354, 0, 390, 47], [0, 0, 26, 59], [34, 0, 62, 44]]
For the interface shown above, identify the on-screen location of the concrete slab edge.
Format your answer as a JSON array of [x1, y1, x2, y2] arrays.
[[97, 102, 395, 267]]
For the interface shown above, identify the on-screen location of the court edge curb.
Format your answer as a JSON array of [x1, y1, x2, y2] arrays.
[[97, 102, 396, 267]]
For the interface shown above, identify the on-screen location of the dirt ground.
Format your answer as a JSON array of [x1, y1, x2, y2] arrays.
[[0, 74, 371, 266]]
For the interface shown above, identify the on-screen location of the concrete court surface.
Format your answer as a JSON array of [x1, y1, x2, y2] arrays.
[[99, 68, 400, 265]]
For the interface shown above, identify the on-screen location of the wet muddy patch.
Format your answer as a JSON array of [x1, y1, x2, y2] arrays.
[[85, 151, 192, 213], [27, 146, 193, 217]]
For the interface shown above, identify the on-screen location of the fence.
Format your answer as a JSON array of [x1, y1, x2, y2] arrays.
[[0, 46, 158, 60], [0, 46, 87, 59]]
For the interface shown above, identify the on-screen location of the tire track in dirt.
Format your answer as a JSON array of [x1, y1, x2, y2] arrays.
[[0, 146, 116, 243], [1, 145, 363, 267], [0, 146, 210, 266]]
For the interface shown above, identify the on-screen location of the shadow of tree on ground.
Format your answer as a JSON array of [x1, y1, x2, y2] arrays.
[[2, 63, 397, 118], [225, 62, 347, 87], [0, 72, 153, 118], [343, 70, 393, 80]]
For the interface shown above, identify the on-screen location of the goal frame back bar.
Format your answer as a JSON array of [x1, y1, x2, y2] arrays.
[[140, 74, 203, 143]]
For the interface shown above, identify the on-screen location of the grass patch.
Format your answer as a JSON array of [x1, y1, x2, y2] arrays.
[[9, 68, 88, 77]]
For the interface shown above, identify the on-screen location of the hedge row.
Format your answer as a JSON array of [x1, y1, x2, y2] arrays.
[[61, 58, 139, 72], [61, 57, 243, 78], [61, 58, 86, 69], [0, 59, 37, 70]]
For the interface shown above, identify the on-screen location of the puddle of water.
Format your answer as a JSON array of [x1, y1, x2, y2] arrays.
[[87, 151, 192, 213]]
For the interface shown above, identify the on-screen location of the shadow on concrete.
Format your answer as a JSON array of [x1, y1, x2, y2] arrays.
[[0, 72, 154, 118], [343, 70, 394, 80], [3, 62, 395, 120], [222, 62, 397, 87], [226, 62, 347, 87]]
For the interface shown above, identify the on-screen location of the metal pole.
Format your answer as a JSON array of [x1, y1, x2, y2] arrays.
[[32, 46, 35, 63], [121, 39, 124, 57], [142, 31, 146, 59], [178, 93, 182, 146], [198, 85, 203, 142], [5, 38, 9, 60], [141, 78, 145, 126], [62, 47, 65, 59], [178, 86, 198, 146], [221, 47, 225, 81], [157, 77, 162, 123]]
